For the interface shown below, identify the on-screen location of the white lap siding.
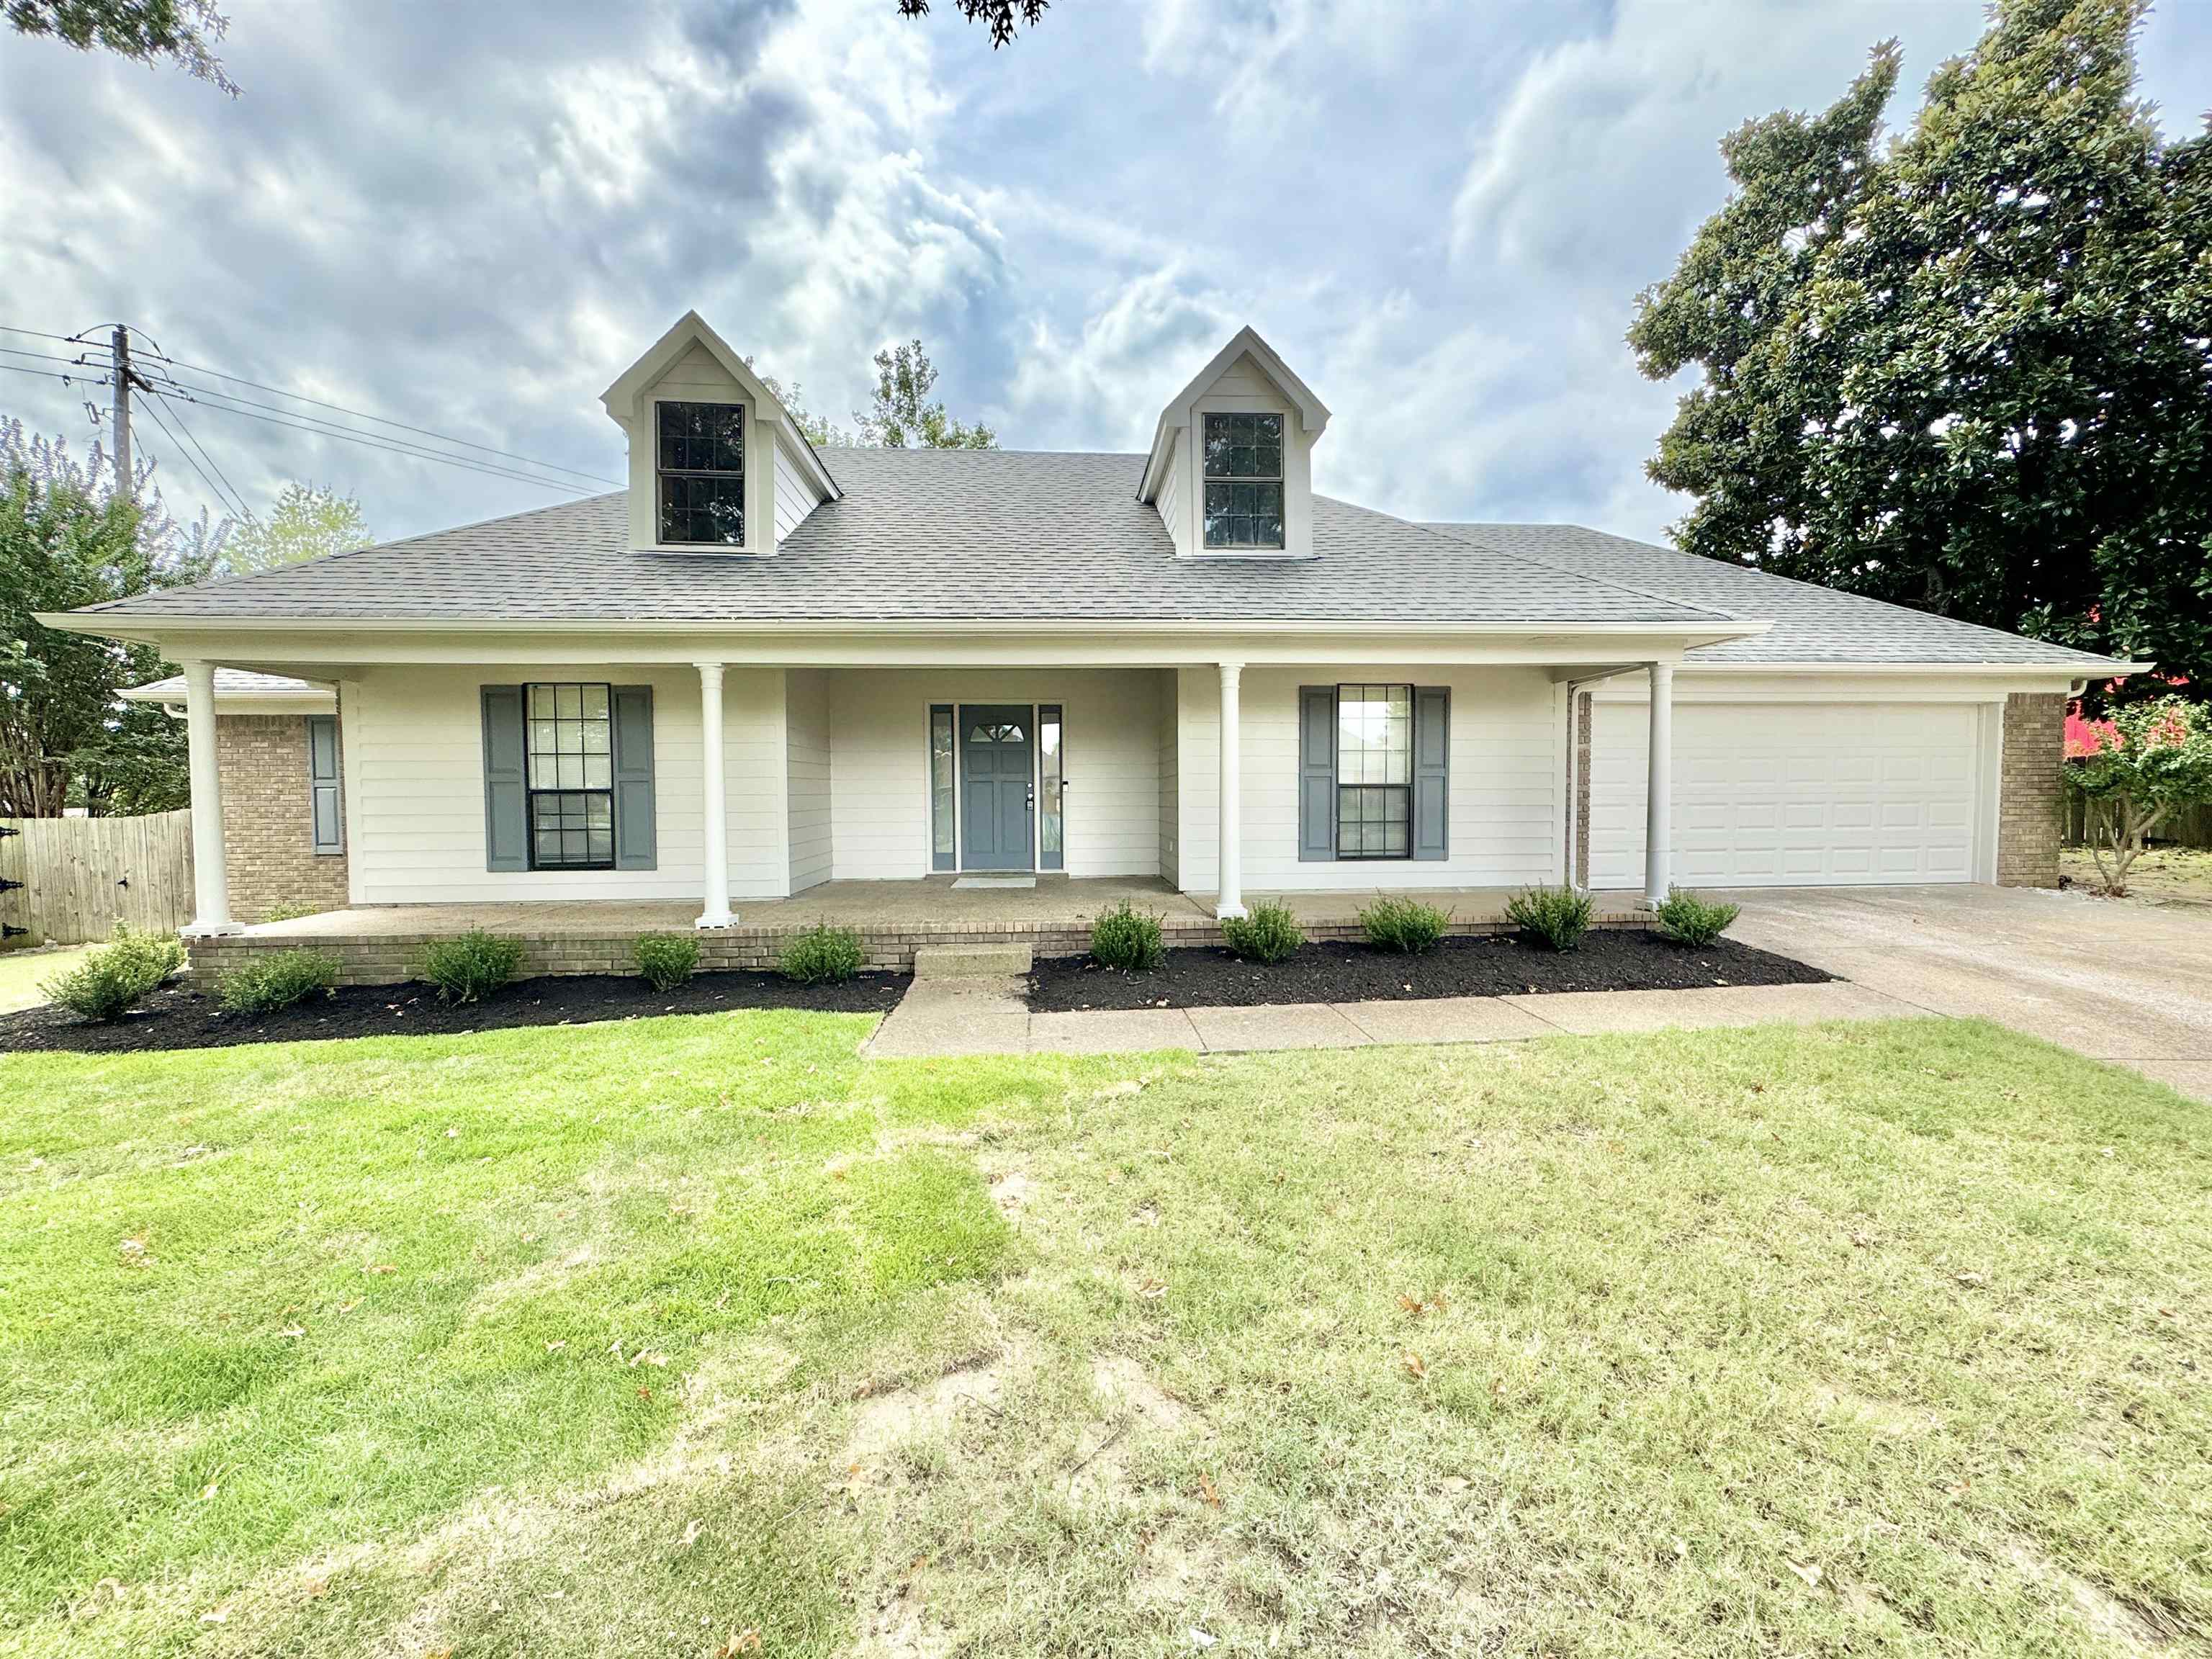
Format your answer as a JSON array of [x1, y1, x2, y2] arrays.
[[785, 667, 832, 894], [343, 664, 789, 904], [826, 668, 1161, 879], [1175, 665, 1564, 894]]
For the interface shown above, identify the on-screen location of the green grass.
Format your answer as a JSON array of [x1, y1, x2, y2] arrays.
[[2, 1012, 2206, 1656], [0, 945, 94, 1013]]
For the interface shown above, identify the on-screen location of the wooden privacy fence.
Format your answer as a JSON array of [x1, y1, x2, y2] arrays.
[[2062, 797, 2212, 850], [0, 811, 194, 946]]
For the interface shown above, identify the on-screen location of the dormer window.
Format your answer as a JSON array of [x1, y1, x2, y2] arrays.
[[657, 401, 745, 545], [1202, 413, 1285, 550]]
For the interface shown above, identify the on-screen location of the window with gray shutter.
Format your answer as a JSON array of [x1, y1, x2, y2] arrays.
[[1297, 683, 1449, 863], [305, 714, 342, 854], [612, 685, 656, 870], [481, 685, 529, 871]]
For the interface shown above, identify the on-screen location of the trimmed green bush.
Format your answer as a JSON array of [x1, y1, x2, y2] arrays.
[[217, 949, 341, 1016], [1654, 887, 1740, 948], [634, 932, 701, 992], [418, 930, 525, 1003], [42, 925, 185, 1023], [1359, 896, 1449, 954], [1090, 900, 1165, 971], [1221, 899, 1303, 963], [1505, 884, 1595, 951], [778, 923, 863, 984]]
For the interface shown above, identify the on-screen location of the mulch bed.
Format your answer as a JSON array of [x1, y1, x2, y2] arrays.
[[1027, 930, 1829, 1012], [0, 970, 909, 1056]]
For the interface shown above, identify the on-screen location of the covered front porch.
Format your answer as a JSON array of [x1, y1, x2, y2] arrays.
[[181, 876, 1657, 985]]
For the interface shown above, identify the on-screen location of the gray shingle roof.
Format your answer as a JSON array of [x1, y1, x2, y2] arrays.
[[121, 668, 322, 701], [1424, 522, 2123, 670], [75, 449, 1728, 628]]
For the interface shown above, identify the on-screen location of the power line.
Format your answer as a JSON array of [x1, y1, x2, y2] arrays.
[[0, 363, 98, 385], [0, 345, 99, 369], [0, 324, 88, 346], [148, 358, 620, 487], [138, 392, 251, 522], [144, 390, 256, 521], [168, 390, 603, 493]]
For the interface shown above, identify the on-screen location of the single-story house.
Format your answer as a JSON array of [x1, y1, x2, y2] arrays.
[[65, 313, 2132, 961]]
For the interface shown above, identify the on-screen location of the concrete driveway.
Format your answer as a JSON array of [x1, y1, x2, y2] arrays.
[[1723, 885, 2212, 1102]]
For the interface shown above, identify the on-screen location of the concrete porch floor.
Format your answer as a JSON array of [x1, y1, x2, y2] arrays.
[[241, 877, 1645, 940]]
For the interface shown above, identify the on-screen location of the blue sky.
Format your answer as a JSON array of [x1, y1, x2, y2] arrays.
[[4, 0, 2208, 547]]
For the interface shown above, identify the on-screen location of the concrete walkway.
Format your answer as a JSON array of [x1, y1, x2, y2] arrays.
[[863, 976, 1925, 1060]]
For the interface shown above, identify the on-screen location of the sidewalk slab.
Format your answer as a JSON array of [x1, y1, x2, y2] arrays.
[[867, 978, 1031, 1058], [1030, 1007, 1200, 1054], [1498, 987, 1760, 1035], [1183, 1002, 1371, 1052], [1705, 981, 1931, 1025], [1334, 996, 1559, 1047]]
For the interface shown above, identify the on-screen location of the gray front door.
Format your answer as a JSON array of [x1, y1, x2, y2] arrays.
[[961, 704, 1034, 870]]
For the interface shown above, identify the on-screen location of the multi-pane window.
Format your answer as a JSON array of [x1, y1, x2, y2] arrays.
[[527, 683, 614, 869], [1336, 683, 1412, 858], [1201, 412, 1285, 549], [657, 401, 745, 545]]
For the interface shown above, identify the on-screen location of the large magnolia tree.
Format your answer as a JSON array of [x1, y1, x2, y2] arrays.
[[1632, 0, 2212, 705]]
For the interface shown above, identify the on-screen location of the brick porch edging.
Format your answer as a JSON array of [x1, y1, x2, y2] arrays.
[[184, 910, 1655, 987]]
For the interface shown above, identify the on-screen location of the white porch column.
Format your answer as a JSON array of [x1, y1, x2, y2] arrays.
[[179, 659, 238, 936], [696, 661, 734, 929], [1644, 660, 1674, 907], [1215, 660, 1246, 920]]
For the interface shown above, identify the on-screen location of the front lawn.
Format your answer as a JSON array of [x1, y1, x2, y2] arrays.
[[3, 1012, 2206, 1656]]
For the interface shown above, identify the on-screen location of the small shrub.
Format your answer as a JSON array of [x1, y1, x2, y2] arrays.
[[778, 922, 863, 984], [261, 901, 325, 924], [1653, 887, 1740, 948], [42, 925, 185, 1023], [1505, 885, 1594, 951], [1090, 900, 1165, 971], [634, 932, 701, 992], [1359, 896, 1449, 954], [418, 930, 524, 1003], [217, 949, 341, 1015], [1221, 900, 1303, 963]]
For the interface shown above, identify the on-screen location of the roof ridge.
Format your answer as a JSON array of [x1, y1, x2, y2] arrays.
[[1386, 511, 1741, 625]]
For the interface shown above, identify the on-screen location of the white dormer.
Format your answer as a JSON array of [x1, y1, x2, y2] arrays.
[[600, 311, 840, 555], [1137, 325, 1330, 560]]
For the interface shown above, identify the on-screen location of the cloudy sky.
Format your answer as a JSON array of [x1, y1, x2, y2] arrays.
[[4, 0, 2208, 548]]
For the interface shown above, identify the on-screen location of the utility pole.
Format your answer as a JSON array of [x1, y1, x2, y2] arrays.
[[111, 325, 134, 501]]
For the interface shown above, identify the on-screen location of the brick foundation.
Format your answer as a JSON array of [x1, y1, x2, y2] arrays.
[[1997, 691, 2064, 888], [216, 714, 351, 922], [182, 907, 1656, 987]]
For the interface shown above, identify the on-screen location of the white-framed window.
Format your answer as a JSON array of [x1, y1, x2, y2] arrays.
[[656, 401, 745, 545], [526, 682, 615, 869], [1201, 412, 1285, 550], [1336, 683, 1413, 858]]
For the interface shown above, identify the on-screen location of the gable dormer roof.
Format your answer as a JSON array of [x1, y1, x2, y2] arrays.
[[1137, 325, 1330, 503], [599, 310, 842, 501]]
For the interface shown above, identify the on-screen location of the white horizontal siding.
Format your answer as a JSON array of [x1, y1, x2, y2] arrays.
[[827, 668, 1161, 879], [1156, 429, 1186, 557], [786, 668, 832, 894], [1177, 665, 1563, 894], [774, 439, 814, 542], [345, 664, 788, 904]]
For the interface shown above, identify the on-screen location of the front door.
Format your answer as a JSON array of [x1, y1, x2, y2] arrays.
[[961, 704, 1034, 870]]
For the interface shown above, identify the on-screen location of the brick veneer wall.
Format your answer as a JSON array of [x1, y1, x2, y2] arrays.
[[217, 714, 351, 922], [1997, 691, 2065, 888], [1572, 691, 1592, 888]]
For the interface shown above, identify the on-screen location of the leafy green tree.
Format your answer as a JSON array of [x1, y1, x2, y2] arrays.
[[856, 340, 996, 449], [1632, 0, 2212, 704], [6, 0, 236, 93], [2064, 696, 2212, 894], [894, 0, 1045, 48], [745, 363, 853, 449], [222, 482, 370, 574], [0, 421, 225, 817]]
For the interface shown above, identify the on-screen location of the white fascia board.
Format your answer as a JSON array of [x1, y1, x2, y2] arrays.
[[1139, 324, 1330, 501], [598, 310, 840, 500]]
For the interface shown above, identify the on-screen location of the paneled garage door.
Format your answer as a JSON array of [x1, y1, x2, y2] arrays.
[[1588, 701, 1985, 888]]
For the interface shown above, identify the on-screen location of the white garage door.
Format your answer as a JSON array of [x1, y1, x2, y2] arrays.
[[1589, 701, 1985, 888]]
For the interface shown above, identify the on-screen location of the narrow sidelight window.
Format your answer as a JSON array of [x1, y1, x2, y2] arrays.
[[657, 401, 745, 545], [1336, 683, 1412, 858], [929, 704, 956, 871], [1038, 704, 1064, 871], [526, 682, 615, 869], [1200, 412, 1285, 549]]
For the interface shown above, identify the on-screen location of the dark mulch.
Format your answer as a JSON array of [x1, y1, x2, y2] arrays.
[[1027, 929, 1829, 1012], [0, 970, 909, 1056]]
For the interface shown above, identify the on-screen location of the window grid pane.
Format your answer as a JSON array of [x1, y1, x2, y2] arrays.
[[1200, 413, 1285, 549], [1335, 683, 1413, 859], [930, 706, 956, 863], [657, 401, 745, 545], [525, 681, 616, 870]]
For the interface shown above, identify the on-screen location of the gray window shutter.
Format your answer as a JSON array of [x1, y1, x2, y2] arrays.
[[612, 685, 657, 870], [1298, 685, 1336, 862], [480, 685, 528, 872], [305, 714, 343, 853], [1413, 685, 1449, 861]]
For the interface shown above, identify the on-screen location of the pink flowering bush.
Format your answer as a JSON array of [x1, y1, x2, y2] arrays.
[[2063, 696, 2212, 894]]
